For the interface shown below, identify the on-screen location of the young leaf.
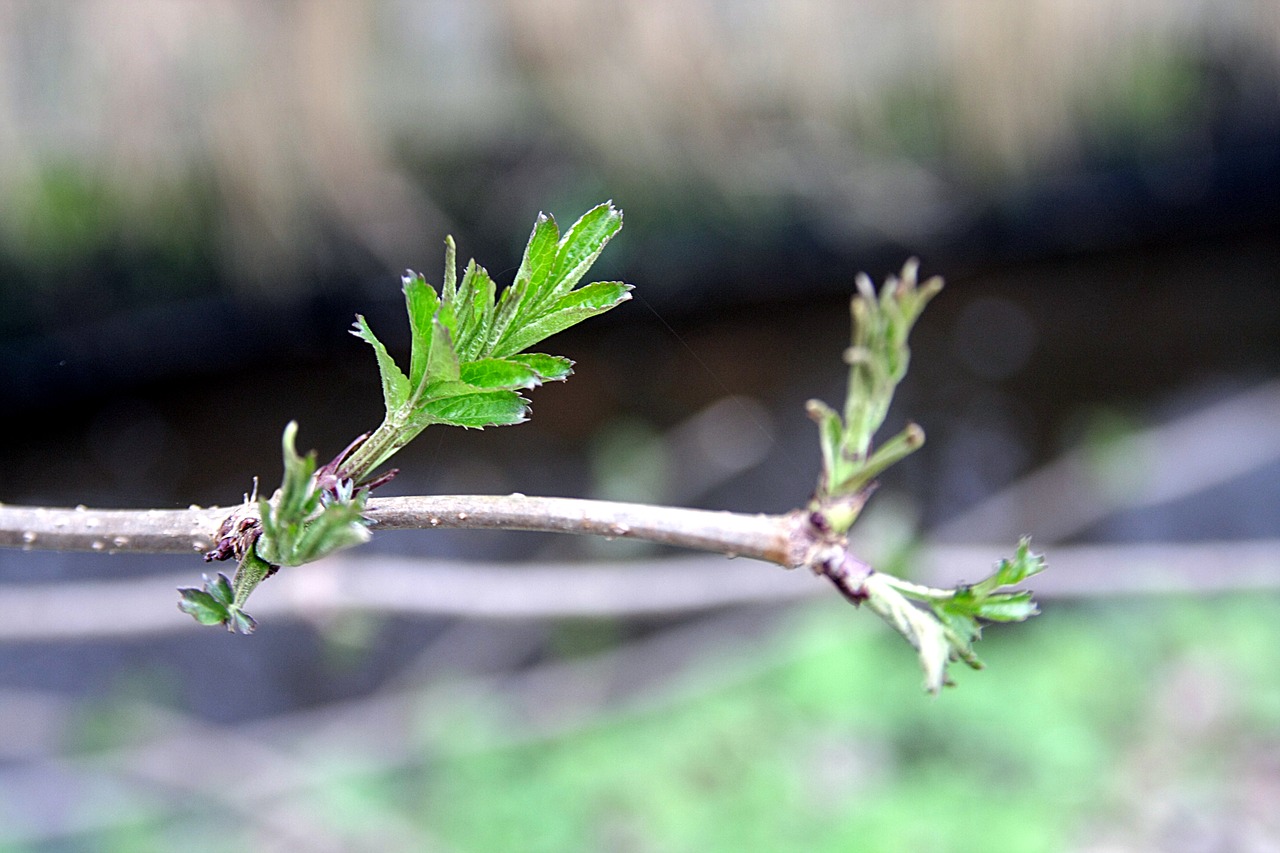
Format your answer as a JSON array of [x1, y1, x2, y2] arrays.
[[415, 390, 530, 429], [809, 260, 942, 512], [492, 280, 633, 358], [805, 399, 844, 492], [178, 573, 257, 634], [509, 353, 573, 382], [255, 422, 372, 569], [984, 537, 1047, 589], [178, 577, 232, 626], [459, 358, 543, 391], [207, 572, 235, 607], [228, 609, 258, 635], [185, 204, 632, 633], [489, 203, 626, 356], [549, 202, 624, 297], [453, 262, 498, 362], [404, 272, 441, 390], [973, 592, 1039, 622], [350, 315, 410, 413], [424, 312, 461, 386], [862, 573, 956, 693], [442, 235, 458, 302], [511, 212, 560, 312], [851, 538, 1044, 690]]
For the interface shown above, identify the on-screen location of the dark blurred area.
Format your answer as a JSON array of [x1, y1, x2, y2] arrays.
[[2, 2, 1280, 850]]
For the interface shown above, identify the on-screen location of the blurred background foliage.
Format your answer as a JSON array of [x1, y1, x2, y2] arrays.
[[2, 0, 1279, 850]]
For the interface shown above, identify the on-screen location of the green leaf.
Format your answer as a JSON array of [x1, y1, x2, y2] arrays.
[[491, 216, 559, 342], [926, 540, 1044, 625], [934, 607, 980, 646], [351, 315, 410, 413], [459, 357, 543, 391], [178, 581, 231, 626], [415, 379, 486, 400], [259, 496, 370, 568], [442, 235, 458, 302], [549, 202, 623, 297], [974, 592, 1039, 622], [229, 609, 258, 635], [991, 537, 1047, 586], [933, 607, 984, 668], [281, 425, 319, 513], [424, 310, 460, 386], [511, 212, 561, 312], [493, 281, 632, 357], [452, 261, 498, 362], [555, 279, 635, 315], [950, 539, 1047, 605], [509, 353, 573, 382], [404, 272, 441, 391], [207, 572, 234, 607], [178, 573, 257, 634], [417, 390, 529, 428], [287, 497, 370, 564]]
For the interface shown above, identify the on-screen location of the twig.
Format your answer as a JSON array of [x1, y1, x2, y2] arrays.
[[0, 496, 810, 568], [367, 495, 807, 566], [0, 504, 231, 555]]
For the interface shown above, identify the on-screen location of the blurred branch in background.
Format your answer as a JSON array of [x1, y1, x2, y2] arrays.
[[0, 604, 786, 848], [2, 540, 1280, 642], [0, 688, 443, 851], [932, 378, 1280, 543], [5, 578, 1280, 849]]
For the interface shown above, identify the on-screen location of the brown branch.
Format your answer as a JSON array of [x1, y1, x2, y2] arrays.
[[0, 504, 231, 555], [366, 495, 809, 567], [0, 495, 813, 569]]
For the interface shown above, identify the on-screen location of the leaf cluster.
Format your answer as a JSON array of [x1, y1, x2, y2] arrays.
[[864, 538, 1046, 692], [803, 260, 1044, 692], [807, 259, 941, 516], [179, 422, 373, 633], [346, 202, 631, 479], [255, 421, 372, 568], [177, 571, 260, 635], [926, 537, 1047, 668]]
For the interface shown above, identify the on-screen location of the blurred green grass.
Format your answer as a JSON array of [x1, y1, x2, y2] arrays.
[[14, 593, 1280, 852], [421, 597, 1279, 852]]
